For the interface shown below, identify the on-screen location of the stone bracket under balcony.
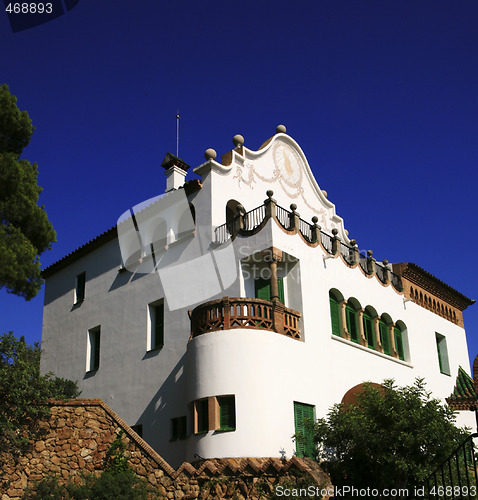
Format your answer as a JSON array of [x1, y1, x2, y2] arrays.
[[189, 297, 301, 341]]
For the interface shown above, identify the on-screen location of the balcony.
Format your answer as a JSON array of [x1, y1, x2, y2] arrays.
[[189, 297, 301, 341]]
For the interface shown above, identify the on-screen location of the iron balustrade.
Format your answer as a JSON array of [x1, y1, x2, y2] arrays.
[[243, 205, 266, 231], [189, 297, 301, 341], [321, 231, 333, 253], [298, 217, 313, 242], [276, 204, 291, 230], [423, 433, 478, 500], [340, 242, 356, 265]]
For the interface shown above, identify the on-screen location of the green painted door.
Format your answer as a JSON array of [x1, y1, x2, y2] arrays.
[[293, 402, 315, 458]]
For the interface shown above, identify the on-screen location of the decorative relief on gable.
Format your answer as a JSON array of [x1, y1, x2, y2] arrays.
[[233, 137, 338, 233]]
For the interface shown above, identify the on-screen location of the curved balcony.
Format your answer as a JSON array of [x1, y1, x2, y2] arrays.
[[189, 297, 301, 341]]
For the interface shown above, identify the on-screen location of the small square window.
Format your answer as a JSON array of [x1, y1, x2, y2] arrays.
[[131, 424, 143, 438], [75, 272, 86, 304], [87, 326, 100, 372], [171, 416, 187, 440]]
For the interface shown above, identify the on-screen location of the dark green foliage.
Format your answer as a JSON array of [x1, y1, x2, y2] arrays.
[[313, 379, 467, 491], [0, 84, 56, 300], [0, 332, 80, 463]]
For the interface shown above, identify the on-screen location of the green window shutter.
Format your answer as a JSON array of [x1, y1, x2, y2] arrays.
[[293, 402, 315, 458], [394, 327, 404, 361], [346, 305, 359, 343], [379, 321, 390, 355], [362, 311, 375, 349], [218, 396, 236, 431], [329, 296, 341, 336], [277, 277, 284, 304], [255, 278, 270, 301], [255, 277, 284, 303], [436, 336, 444, 373], [197, 399, 209, 433], [154, 303, 164, 349]]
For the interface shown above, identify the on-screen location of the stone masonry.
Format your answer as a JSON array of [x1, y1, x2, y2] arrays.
[[0, 399, 332, 499]]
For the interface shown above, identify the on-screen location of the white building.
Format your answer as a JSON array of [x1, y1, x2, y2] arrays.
[[41, 127, 475, 467]]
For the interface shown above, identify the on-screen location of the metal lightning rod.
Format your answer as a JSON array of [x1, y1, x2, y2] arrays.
[[176, 110, 180, 157]]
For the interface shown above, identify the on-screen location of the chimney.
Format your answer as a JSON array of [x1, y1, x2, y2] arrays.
[[161, 152, 191, 192]]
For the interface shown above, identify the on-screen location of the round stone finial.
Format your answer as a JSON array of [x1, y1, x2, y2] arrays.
[[382, 259, 389, 266], [266, 190, 274, 198], [350, 239, 357, 247], [322, 190, 328, 198], [345, 229, 349, 236], [332, 228, 338, 236], [276, 124, 287, 134], [367, 249, 373, 257], [204, 148, 217, 160], [233, 134, 244, 147], [290, 203, 297, 211], [312, 216, 318, 224]]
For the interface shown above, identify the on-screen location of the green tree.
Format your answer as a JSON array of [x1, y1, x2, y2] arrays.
[[0, 83, 56, 300], [313, 379, 467, 491], [0, 332, 80, 464]]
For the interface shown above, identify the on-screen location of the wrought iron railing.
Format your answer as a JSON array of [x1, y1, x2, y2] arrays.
[[212, 195, 403, 291], [423, 433, 478, 499], [189, 297, 301, 341]]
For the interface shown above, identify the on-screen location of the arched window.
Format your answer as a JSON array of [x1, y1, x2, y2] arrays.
[[345, 300, 360, 343], [329, 290, 342, 337], [362, 308, 375, 349], [394, 325, 405, 361], [379, 317, 391, 356]]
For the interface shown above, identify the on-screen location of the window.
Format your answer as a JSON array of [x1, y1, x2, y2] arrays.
[[345, 304, 359, 343], [148, 301, 164, 351], [131, 424, 143, 438], [75, 272, 86, 304], [394, 327, 405, 361], [362, 309, 375, 349], [436, 333, 450, 375], [379, 320, 390, 355], [195, 399, 209, 434], [255, 277, 284, 303], [329, 292, 341, 337], [293, 402, 315, 458], [218, 396, 236, 431], [171, 416, 187, 440], [87, 326, 100, 372]]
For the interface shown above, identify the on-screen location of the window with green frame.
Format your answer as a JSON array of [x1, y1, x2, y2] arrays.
[[394, 327, 405, 361], [436, 333, 450, 375], [379, 320, 391, 355], [293, 402, 315, 458], [148, 301, 164, 351], [362, 309, 375, 349], [345, 303, 359, 343], [218, 396, 236, 431], [329, 292, 341, 336], [255, 276, 284, 303]]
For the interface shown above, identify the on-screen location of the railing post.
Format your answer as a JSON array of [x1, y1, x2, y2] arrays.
[[382, 259, 391, 284], [223, 297, 230, 330], [350, 239, 359, 265], [264, 190, 277, 220], [331, 228, 341, 255], [272, 299, 285, 334], [366, 249, 375, 274], [311, 216, 321, 243], [289, 204, 300, 232]]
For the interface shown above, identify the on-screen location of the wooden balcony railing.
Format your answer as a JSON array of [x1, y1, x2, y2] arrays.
[[189, 297, 301, 341]]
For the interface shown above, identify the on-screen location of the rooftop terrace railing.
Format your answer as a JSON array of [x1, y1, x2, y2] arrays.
[[213, 191, 403, 291]]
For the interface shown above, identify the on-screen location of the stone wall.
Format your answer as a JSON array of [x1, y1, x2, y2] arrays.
[[1, 399, 332, 499]]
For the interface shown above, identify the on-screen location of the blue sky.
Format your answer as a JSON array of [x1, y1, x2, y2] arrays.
[[1, 1, 477, 370]]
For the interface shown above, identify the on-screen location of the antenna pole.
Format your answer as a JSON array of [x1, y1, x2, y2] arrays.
[[176, 110, 180, 157]]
